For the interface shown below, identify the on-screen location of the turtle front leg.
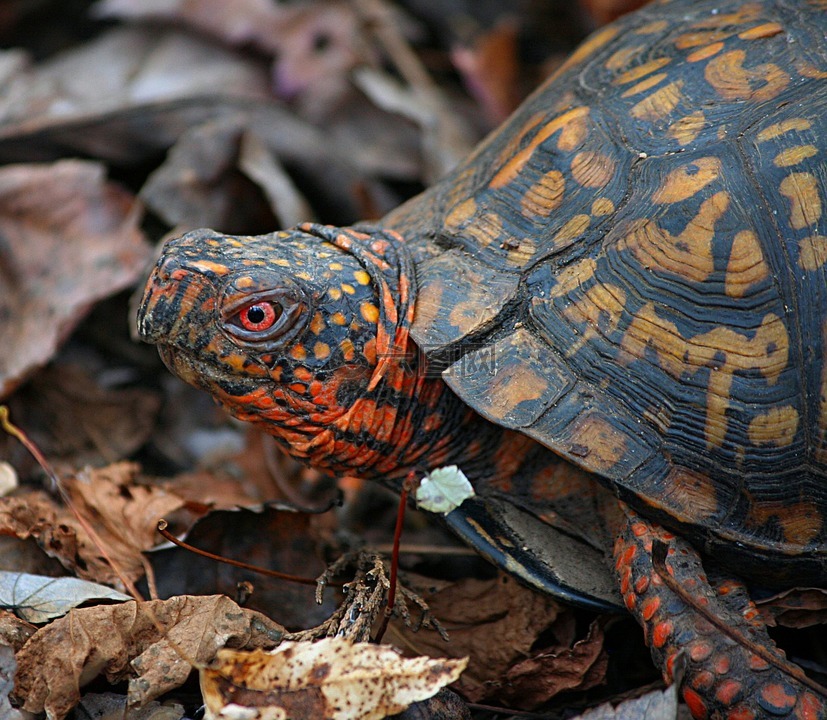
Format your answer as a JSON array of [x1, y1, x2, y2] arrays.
[[614, 504, 826, 720]]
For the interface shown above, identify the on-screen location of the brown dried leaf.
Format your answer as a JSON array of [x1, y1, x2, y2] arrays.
[[0, 464, 186, 587], [63, 463, 186, 587], [498, 619, 608, 709], [387, 573, 566, 702], [0, 160, 148, 398], [451, 19, 521, 124], [14, 594, 284, 720], [200, 638, 466, 720], [758, 587, 827, 628], [0, 609, 35, 652]]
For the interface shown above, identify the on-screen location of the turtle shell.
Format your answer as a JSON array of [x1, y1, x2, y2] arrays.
[[383, 0, 827, 582]]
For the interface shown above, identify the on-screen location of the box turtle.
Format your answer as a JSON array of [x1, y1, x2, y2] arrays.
[[137, 0, 827, 716]]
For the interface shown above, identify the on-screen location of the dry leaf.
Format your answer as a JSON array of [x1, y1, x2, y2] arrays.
[[0, 160, 148, 398], [75, 692, 185, 720], [388, 573, 566, 702], [0, 610, 35, 652], [451, 19, 521, 124], [758, 587, 827, 628], [200, 638, 467, 720], [14, 594, 284, 720], [63, 462, 186, 588], [0, 464, 186, 588], [498, 619, 607, 709]]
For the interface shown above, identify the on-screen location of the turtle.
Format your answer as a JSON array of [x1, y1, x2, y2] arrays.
[[136, 0, 827, 716]]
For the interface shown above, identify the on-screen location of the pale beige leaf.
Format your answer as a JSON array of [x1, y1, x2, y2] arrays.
[[201, 638, 467, 720]]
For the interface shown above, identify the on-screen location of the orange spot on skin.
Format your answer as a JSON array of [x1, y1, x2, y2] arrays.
[[341, 283, 356, 294], [692, 670, 715, 690], [760, 683, 797, 711], [362, 337, 377, 365], [310, 311, 326, 335], [713, 654, 731, 675], [340, 338, 355, 361], [652, 621, 672, 648], [641, 596, 660, 621], [715, 679, 742, 705], [634, 575, 650, 594], [289, 383, 306, 394], [689, 641, 713, 662], [290, 344, 307, 361], [683, 688, 707, 718], [330, 311, 347, 325], [313, 341, 331, 360], [360, 302, 380, 323]]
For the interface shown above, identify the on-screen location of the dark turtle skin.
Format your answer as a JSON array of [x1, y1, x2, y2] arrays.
[[137, 0, 827, 717]]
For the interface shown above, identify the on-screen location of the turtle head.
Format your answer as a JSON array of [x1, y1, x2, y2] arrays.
[[137, 223, 416, 455]]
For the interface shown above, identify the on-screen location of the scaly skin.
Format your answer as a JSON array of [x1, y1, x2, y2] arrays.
[[616, 506, 825, 719]]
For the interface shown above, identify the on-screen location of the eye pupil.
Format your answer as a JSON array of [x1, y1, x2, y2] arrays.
[[239, 302, 279, 331], [247, 306, 266, 324]]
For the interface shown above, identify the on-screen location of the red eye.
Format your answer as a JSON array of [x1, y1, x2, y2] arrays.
[[239, 302, 280, 331]]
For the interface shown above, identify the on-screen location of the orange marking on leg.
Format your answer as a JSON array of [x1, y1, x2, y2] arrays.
[[727, 708, 755, 720], [634, 575, 650, 594], [689, 640, 713, 662], [692, 670, 715, 690], [760, 683, 797, 712], [713, 654, 731, 675], [715, 679, 743, 706], [799, 692, 825, 720], [652, 620, 672, 648], [683, 688, 707, 718], [641, 596, 660, 621]]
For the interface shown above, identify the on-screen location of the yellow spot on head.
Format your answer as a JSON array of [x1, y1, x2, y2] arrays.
[[341, 283, 356, 295], [330, 311, 347, 325], [272, 258, 291, 267], [360, 302, 380, 323], [329, 262, 343, 271], [313, 341, 331, 360], [353, 270, 371, 285], [328, 287, 342, 301], [310, 311, 326, 335], [188, 260, 231, 276]]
